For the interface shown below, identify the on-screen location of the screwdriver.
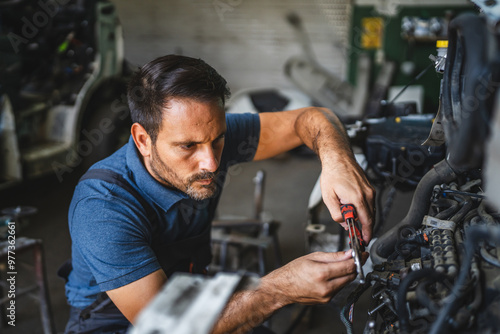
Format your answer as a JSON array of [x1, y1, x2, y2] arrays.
[[341, 204, 366, 284]]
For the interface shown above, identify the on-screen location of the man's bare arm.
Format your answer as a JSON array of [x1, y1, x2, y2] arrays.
[[294, 107, 375, 242], [211, 251, 357, 334], [106, 269, 167, 323], [103, 252, 358, 333], [255, 107, 375, 242]]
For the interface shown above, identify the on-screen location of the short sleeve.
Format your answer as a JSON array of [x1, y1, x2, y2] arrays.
[[69, 191, 161, 291], [222, 113, 261, 167]]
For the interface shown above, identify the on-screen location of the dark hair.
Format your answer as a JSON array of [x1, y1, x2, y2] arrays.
[[127, 54, 230, 143]]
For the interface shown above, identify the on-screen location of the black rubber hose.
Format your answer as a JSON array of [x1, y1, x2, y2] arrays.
[[340, 304, 353, 334], [374, 183, 385, 234], [440, 13, 493, 170], [449, 281, 481, 330], [449, 199, 473, 223], [480, 247, 500, 267], [415, 277, 445, 314], [374, 184, 396, 237], [468, 281, 483, 314], [433, 198, 459, 208], [397, 268, 442, 333], [429, 225, 500, 334], [374, 185, 396, 236], [478, 201, 496, 225], [371, 159, 458, 264], [463, 208, 478, 223], [434, 198, 460, 220]]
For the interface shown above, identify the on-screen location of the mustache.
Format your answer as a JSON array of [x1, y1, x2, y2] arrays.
[[188, 170, 219, 183]]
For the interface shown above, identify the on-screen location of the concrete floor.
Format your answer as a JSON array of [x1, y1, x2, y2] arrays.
[[0, 149, 413, 334]]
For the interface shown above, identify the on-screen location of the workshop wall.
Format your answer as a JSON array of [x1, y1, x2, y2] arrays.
[[114, 0, 351, 93], [347, 2, 474, 115]]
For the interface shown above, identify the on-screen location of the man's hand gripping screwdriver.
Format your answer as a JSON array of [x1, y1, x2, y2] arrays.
[[341, 204, 366, 284]]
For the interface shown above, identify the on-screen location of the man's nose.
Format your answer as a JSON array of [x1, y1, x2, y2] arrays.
[[198, 146, 219, 172]]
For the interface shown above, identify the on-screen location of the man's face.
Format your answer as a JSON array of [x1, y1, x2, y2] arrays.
[[147, 98, 226, 200]]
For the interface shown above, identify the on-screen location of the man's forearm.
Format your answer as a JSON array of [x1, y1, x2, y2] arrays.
[[294, 107, 374, 241], [211, 277, 286, 334], [294, 107, 354, 165], [211, 250, 358, 334]]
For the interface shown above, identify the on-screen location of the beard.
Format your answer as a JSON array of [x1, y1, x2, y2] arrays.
[[150, 145, 219, 200]]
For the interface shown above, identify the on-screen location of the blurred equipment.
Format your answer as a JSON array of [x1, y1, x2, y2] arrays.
[[284, 12, 370, 119], [210, 170, 282, 277], [1, 205, 37, 218], [0, 205, 37, 237], [0, 0, 131, 189], [0, 204, 54, 334], [226, 88, 312, 115], [401, 16, 448, 41], [130, 272, 243, 334], [485, 91, 500, 210], [0, 237, 55, 334]]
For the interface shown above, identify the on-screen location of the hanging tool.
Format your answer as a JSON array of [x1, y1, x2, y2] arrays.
[[341, 204, 366, 283]]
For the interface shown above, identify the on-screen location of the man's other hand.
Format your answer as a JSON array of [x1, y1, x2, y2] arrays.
[[261, 251, 358, 305]]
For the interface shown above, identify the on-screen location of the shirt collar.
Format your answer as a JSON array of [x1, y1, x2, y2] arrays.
[[125, 136, 189, 212]]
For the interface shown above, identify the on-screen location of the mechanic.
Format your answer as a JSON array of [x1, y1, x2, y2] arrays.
[[63, 54, 374, 334]]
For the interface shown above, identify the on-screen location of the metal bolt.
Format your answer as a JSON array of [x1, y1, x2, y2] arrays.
[[368, 300, 389, 316], [411, 262, 421, 271]]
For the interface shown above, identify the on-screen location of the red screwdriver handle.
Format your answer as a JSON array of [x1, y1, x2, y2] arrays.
[[341, 204, 366, 249], [341, 204, 356, 221], [354, 226, 365, 248]]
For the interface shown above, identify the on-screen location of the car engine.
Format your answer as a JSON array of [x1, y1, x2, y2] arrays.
[[339, 4, 500, 334], [352, 176, 500, 334]]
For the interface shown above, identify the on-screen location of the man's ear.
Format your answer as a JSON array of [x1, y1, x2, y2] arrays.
[[131, 123, 152, 158]]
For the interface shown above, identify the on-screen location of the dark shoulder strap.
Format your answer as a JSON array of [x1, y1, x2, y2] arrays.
[[59, 169, 156, 282], [79, 168, 156, 220]]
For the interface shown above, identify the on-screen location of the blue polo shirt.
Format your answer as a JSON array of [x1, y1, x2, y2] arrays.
[[65, 113, 260, 308]]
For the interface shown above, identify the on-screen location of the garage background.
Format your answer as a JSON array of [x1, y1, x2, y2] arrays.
[[115, 0, 351, 93]]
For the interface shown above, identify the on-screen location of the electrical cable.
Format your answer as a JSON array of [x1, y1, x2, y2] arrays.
[[340, 279, 372, 334], [383, 62, 434, 106], [442, 189, 486, 199]]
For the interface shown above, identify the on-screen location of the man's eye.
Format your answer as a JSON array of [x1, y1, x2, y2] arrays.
[[181, 143, 195, 150], [214, 136, 225, 146]]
